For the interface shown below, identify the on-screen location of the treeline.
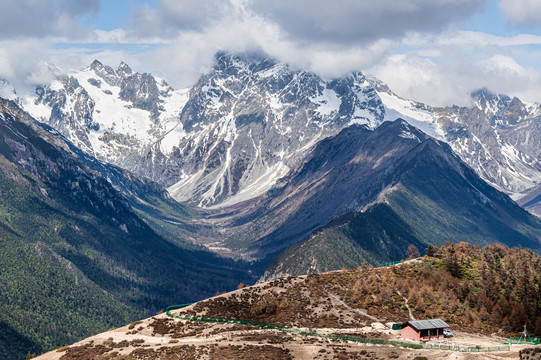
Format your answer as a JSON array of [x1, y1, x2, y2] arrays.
[[344, 242, 541, 335]]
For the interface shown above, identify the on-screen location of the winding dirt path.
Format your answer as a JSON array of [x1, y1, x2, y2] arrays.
[[395, 290, 416, 320]]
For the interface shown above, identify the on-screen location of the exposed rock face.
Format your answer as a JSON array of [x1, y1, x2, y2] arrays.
[[34, 76, 97, 153], [25, 59, 189, 170], [216, 120, 541, 263], [118, 69, 163, 117], [438, 89, 541, 195], [16, 52, 541, 214], [373, 83, 541, 200], [155, 52, 384, 206]]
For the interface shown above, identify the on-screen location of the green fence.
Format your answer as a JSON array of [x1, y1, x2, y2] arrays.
[[377, 261, 401, 267], [166, 305, 512, 353], [425, 344, 510, 352], [165, 305, 422, 349], [509, 337, 541, 345]]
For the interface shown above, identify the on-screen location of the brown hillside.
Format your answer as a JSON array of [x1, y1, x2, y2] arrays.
[[36, 242, 538, 360], [188, 242, 541, 336]]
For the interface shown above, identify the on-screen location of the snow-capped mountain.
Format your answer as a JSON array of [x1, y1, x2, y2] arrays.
[[372, 82, 541, 200], [22, 60, 189, 166], [137, 52, 384, 206], [21, 52, 384, 207], [13, 52, 541, 214]]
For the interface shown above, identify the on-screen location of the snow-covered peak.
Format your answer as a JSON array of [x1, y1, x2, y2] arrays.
[[11, 52, 541, 213], [117, 61, 133, 77], [471, 88, 511, 115], [0, 79, 17, 101], [20, 59, 190, 166], [375, 86, 444, 140], [214, 51, 276, 75]]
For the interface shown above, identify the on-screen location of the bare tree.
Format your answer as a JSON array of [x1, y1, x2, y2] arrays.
[[406, 244, 421, 259]]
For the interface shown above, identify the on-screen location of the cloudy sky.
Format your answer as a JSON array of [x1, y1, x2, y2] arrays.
[[1, 0, 541, 106]]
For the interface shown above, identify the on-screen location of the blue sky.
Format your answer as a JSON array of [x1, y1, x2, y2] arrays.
[[1, 0, 541, 106], [81, 0, 155, 31]]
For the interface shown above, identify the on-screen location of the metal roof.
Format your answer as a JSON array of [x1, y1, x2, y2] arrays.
[[403, 319, 450, 331]]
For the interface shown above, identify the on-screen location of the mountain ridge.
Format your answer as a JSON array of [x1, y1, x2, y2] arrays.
[[260, 117, 541, 279], [11, 52, 541, 216], [191, 119, 541, 276], [0, 98, 252, 359]]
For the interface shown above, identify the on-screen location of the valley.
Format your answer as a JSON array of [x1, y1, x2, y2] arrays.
[[0, 98, 253, 359], [1, 51, 541, 359]]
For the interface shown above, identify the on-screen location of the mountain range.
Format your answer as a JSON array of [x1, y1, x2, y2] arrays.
[[4, 49, 541, 282], [12, 52, 541, 216], [1, 51, 541, 358]]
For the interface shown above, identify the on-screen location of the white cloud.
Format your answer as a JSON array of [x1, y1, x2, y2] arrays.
[[1, 0, 541, 108], [370, 54, 469, 106], [247, 0, 486, 44], [477, 55, 541, 102], [499, 0, 541, 26], [89, 29, 171, 45], [129, 2, 397, 88], [131, 0, 235, 37], [404, 31, 541, 48], [0, 0, 99, 40], [0, 39, 59, 94], [369, 50, 541, 106], [116, 0, 490, 89]]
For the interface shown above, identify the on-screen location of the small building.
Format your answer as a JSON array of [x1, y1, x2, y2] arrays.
[[401, 319, 450, 341]]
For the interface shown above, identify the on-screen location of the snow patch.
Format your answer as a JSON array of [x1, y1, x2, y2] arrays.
[[378, 91, 444, 140], [214, 161, 290, 208], [0, 80, 17, 101], [312, 88, 340, 116], [398, 130, 420, 142], [159, 122, 185, 154], [22, 97, 52, 122], [257, 63, 286, 78]]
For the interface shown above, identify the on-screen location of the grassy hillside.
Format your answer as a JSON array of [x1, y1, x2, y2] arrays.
[[31, 242, 539, 360], [386, 141, 541, 248], [263, 204, 426, 279]]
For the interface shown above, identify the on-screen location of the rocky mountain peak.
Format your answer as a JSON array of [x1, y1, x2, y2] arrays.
[[14, 52, 541, 214], [117, 61, 133, 77], [159, 52, 385, 206], [89, 59, 118, 86], [89, 59, 103, 70], [471, 88, 512, 115], [62, 76, 81, 93], [214, 51, 276, 75], [379, 117, 424, 138]]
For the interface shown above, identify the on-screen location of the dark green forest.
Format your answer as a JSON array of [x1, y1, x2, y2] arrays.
[[0, 101, 252, 359]]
